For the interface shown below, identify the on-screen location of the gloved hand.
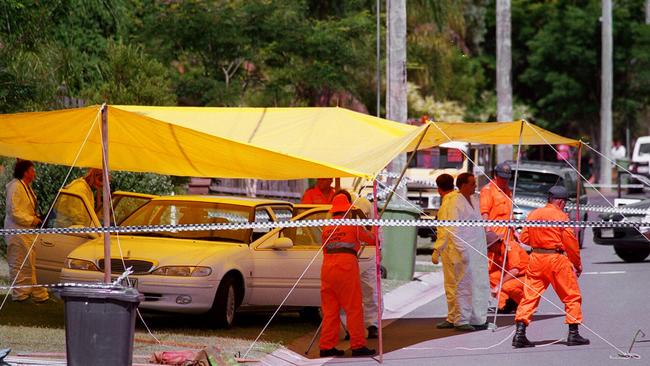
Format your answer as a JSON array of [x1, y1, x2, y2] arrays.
[[575, 265, 583, 277], [431, 249, 440, 264]]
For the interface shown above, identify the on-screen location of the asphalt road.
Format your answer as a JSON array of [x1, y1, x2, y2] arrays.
[[325, 193, 650, 366]]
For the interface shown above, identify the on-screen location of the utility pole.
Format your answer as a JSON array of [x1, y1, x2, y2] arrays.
[[386, 0, 407, 199], [646, 0, 650, 24], [496, 0, 513, 163], [376, 0, 381, 117], [600, 0, 613, 188]]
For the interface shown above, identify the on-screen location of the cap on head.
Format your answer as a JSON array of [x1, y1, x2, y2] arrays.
[[486, 231, 501, 248], [494, 162, 512, 179], [329, 193, 351, 214], [548, 185, 569, 200]]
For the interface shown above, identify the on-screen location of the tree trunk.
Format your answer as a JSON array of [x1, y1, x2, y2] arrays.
[[600, 0, 613, 188], [386, 0, 407, 200], [496, 0, 513, 163]]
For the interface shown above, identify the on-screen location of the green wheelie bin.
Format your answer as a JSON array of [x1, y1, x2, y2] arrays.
[[380, 203, 421, 281]]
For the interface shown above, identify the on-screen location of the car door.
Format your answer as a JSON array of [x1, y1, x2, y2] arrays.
[[247, 208, 327, 307], [35, 189, 100, 284]]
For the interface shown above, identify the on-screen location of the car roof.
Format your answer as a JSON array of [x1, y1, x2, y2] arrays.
[[150, 195, 293, 207], [626, 199, 650, 209]]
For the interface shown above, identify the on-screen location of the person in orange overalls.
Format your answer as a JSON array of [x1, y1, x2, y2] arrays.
[[480, 162, 513, 239], [512, 186, 589, 348], [319, 193, 376, 357], [302, 178, 335, 204], [486, 231, 529, 313]]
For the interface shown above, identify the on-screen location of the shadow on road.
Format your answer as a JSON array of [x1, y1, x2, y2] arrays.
[[591, 260, 650, 264], [291, 314, 564, 359]]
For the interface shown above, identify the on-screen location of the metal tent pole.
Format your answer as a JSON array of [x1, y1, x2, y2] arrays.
[[492, 120, 524, 327], [379, 124, 430, 217], [372, 180, 383, 363], [101, 105, 111, 284]]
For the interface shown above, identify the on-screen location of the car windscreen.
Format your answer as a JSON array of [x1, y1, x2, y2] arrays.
[[639, 142, 650, 155], [510, 171, 564, 197], [121, 200, 252, 243]]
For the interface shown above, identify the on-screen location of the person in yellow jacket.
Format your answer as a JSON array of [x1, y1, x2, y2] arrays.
[[54, 169, 103, 227], [4, 160, 49, 302], [431, 173, 460, 329]]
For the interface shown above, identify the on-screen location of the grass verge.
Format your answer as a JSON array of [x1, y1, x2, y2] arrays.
[[0, 287, 317, 362]]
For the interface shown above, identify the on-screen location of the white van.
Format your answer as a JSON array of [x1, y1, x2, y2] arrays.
[[629, 135, 650, 192]]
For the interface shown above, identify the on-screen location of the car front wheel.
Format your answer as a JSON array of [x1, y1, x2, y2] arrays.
[[614, 245, 650, 263], [209, 275, 240, 328]]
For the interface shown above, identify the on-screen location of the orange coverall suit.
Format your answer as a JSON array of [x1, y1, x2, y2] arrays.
[[480, 181, 513, 239], [489, 241, 529, 309], [301, 187, 335, 204], [514, 204, 583, 325], [320, 219, 376, 350]]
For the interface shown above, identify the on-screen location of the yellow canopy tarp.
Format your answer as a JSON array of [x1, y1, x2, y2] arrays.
[[0, 105, 580, 180], [407, 120, 580, 150], [114, 105, 580, 171], [114, 105, 424, 178], [0, 106, 369, 179]]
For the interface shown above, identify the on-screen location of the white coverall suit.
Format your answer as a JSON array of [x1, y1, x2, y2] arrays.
[[434, 190, 489, 326], [4, 179, 49, 301], [55, 177, 95, 227]]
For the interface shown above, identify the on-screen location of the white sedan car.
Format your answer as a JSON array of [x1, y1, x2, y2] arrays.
[[58, 195, 375, 328]]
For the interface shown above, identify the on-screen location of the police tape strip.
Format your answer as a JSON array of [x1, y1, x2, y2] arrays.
[[1, 218, 649, 237]]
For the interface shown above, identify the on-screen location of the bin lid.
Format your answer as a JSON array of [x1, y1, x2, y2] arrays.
[[378, 201, 422, 216], [60, 285, 143, 303]]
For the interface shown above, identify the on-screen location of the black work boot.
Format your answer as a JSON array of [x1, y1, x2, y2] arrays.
[[320, 348, 344, 357], [351, 346, 376, 357], [512, 321, 535, 348], [567, 324, 590, 346]]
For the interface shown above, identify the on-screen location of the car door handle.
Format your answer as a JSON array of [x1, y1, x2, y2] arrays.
[[40, 240, 54, 247]]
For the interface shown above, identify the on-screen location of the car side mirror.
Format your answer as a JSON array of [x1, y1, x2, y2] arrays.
[[257, 236, 294, 250], [271, 237, 293, 250]]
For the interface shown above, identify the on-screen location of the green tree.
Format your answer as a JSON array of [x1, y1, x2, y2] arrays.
[[81, 41, 176, 105], [407, 0, 488, 115], [483, 0, 650, 143], [139, 0, 375, 108]]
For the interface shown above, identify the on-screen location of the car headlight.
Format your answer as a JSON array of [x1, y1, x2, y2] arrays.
[[66, 258, 99, 271], [151, 266, 212, 277]]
